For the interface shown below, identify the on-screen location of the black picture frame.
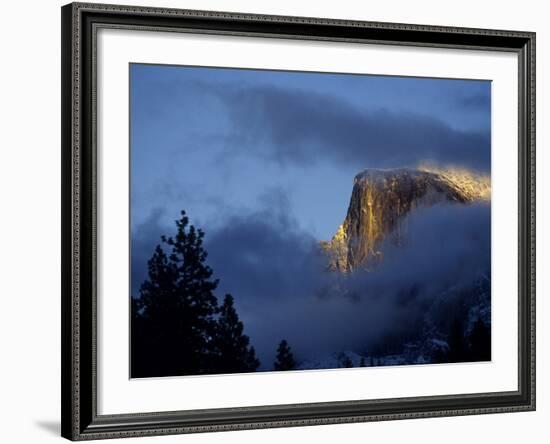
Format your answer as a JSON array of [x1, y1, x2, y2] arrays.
[[61, 2, 536, 440]]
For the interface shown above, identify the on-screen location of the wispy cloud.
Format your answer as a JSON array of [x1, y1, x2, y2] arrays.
[[207, 84, 490, 172]]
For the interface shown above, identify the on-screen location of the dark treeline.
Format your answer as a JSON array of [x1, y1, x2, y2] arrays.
[[131, 211, 297, 378], [131, 211, 489, 378], [442, 318, 491, 363], [131, 211, 264, 378], [274, 340, 296, 371]]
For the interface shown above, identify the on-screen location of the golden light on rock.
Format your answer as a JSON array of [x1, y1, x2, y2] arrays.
[[321, 167, 491, 273]]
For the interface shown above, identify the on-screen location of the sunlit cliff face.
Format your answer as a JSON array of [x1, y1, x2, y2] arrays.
[[320, 167, 491, 273]]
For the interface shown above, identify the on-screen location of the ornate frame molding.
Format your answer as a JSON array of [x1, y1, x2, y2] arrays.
[[61, 2, 535, 440]]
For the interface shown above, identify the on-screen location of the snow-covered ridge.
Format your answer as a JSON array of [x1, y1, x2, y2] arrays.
[[418, 165, 491, 202], [353, 166, 491, 202], [321, 166, 491, 272]]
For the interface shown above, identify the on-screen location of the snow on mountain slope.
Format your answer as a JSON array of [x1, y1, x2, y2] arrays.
[[321, 167, 490, 272]]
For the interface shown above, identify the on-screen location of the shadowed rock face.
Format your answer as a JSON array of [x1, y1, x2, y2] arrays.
[[321, 168, 490, 272]]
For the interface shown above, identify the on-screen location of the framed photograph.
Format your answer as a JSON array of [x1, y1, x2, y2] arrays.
[[61, 2, 536, 440]]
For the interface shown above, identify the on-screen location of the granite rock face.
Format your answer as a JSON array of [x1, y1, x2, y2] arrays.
[[321, 167, 490, 272]]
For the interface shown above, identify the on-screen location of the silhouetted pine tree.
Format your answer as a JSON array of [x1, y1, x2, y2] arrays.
[[212, 294, 260, 373], [359, 357, 366, 367], [132, 211, 220, 377], [131, 296, 146, 374], [274, 340, 296, 371]]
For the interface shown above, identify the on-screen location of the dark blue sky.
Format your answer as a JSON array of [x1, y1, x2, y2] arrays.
[[130, 64, 491, 367], [130, 64, 490, 241]]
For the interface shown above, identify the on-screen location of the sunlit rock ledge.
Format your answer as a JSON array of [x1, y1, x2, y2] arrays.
[[320, 167, 491, 273]]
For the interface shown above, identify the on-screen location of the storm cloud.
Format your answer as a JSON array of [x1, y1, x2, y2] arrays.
[[202, 199, 490, 368], [211, 85, 491, 172], [130, 65, 492, 370], [132, 191, 490, 369]]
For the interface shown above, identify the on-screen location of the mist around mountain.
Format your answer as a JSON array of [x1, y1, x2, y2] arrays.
[[309, 166, 491, 368], [321, 166, 490, 272], [131, 166, 491, 377]]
